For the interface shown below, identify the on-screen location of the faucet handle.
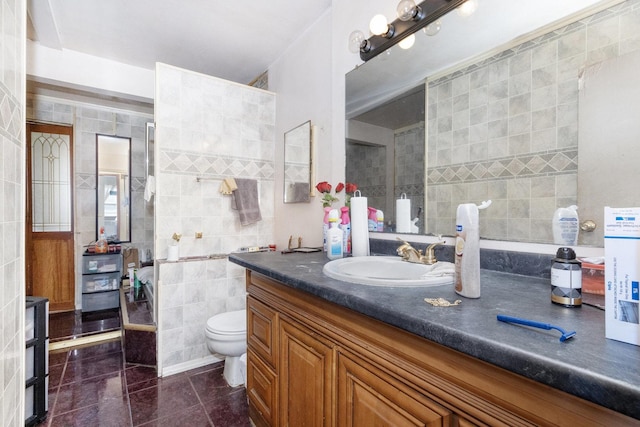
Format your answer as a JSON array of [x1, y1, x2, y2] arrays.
[[422, 241, 444, 265]]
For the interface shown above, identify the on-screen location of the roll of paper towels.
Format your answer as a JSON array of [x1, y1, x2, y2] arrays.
[[350, 193, 370, 257], [167, 245, 179, 262], [396, 195, 411, 233]]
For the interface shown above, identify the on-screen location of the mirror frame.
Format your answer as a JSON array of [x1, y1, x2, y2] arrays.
[[283, 120, 313, 203], [96, 134, 132, 243]]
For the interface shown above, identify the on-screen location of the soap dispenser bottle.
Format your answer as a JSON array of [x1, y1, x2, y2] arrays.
[[552, 205, 579, 246], [95, 227, 108, 254], [454, 200, 492, 298], [340, 206, 351, 254], [327, 211, 343, 260]]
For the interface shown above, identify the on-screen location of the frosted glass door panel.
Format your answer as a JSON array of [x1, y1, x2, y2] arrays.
[[30, 132, 72, 232]]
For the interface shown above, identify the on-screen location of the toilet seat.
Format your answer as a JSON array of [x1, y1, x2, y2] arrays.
[[206, 310, 246, 335]]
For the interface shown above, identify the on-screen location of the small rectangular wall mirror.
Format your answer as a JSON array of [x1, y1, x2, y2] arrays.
[[283, 120, 312, 203], [97, 134, 131, 242]]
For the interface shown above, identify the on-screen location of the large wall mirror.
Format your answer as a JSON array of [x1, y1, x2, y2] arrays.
[[283, 120, 312, 203], [346, 0, 636, 248], [97, 134, 131, 242]]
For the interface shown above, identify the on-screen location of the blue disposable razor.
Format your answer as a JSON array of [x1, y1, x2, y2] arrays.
[[497, 314, 576, 342]]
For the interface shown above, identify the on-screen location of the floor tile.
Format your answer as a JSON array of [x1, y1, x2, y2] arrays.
[[129, 376, 200, 425], [202, 389, 250, 427], [47, 394, 132, 427], [61, 352, 124, 385], [49, 351, 68, 366], [66, 340, 123, 361], [48, 363, 65, 390], [137, 404, 212, 427], [125, 365, 160, 393], [188, 365, 234, 400], [53, 371, 127, 414], [49, 309, 121, 342]]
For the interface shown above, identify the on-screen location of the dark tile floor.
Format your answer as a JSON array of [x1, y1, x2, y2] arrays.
[[44, 341, 250, 426], [44, 310, 250, 426], [49, 309, 122, 342]]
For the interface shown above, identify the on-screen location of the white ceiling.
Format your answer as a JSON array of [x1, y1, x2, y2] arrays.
[[27, 0, 332, 85]]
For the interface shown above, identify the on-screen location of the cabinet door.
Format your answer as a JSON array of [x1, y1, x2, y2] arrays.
[[248, 296, 278, 368], [247, 349, 278, 427], [337, 352, 452, 427], [280, 317, 334, 427]]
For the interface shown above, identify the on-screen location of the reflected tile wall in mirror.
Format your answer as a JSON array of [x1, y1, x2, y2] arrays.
[[427, 0, 640, 243]]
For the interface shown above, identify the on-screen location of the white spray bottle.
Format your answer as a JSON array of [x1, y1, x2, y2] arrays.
[[454, 200, 492, 298]]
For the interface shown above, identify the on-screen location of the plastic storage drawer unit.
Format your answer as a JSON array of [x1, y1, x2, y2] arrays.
[[82, 254, 122, 274], [82, 290, 120, 312], [82, 271, 120, 292]]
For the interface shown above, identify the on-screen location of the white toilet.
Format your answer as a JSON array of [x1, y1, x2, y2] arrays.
[[205, 309, 247, 387]]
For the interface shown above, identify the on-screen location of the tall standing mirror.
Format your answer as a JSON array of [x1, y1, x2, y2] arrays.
[[283, 121, 312, 203], [97, 134, 131, 242]]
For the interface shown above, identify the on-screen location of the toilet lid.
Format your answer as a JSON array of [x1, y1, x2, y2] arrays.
[[206, 310, 246, 334]]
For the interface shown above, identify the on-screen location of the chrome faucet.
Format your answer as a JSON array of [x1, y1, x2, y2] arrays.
[[396, 238, 445, 265]]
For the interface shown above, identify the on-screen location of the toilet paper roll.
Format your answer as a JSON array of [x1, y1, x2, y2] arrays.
[[167, 245, 179, 262], [396, 197, 412, 233], [350, 195, 370, 257]]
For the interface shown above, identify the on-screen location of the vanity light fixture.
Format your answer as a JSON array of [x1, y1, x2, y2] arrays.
[[456, 0, 478, 17], [399, 33, 416, 49], [358, 0, 471, 61]]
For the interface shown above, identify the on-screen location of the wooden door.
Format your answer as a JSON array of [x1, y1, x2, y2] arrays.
[[279, 317, 334, 426], [26, 123, 75, 312]]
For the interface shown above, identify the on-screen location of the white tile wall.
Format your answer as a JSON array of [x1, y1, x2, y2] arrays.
[[155, 64, 275, 374], [1, 0, 25, 424]]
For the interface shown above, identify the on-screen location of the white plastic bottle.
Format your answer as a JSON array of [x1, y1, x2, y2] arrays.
[[552, 205, 579, 246], [327, 218, 344, 260], [376, 210, 384, 232], [454, 200, 492, 298]]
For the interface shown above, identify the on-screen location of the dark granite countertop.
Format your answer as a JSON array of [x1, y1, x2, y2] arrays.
[[229, 251, 640, 420]]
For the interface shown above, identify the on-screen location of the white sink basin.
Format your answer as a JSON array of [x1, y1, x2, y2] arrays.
[[322, 256, 455, 287]]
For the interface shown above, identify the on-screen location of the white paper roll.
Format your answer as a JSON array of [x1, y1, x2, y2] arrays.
[[396, 197, 412, 233], [167, 245, 179, 262], [350, 195, 370, 257]]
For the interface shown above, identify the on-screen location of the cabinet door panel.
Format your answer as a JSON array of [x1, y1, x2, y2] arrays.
[[338, 352, 452, 427], [248, 296, 278, 368], [280, 318, 334, 426], [247, 349, 278, 427]]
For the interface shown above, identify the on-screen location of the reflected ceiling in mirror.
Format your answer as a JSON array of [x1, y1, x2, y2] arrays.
[[346, 0, 610, 119]]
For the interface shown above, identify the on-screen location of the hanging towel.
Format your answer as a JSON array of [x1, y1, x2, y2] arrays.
[[144, 175, 156, 202], [232, 178, 262, 225], [219, 177, 237, 195]]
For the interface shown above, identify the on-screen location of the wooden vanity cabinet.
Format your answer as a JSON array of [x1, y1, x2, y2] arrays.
[[245, 271, 639, 427]]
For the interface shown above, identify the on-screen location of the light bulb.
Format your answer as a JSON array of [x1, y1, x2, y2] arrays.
[[422, 20, 441, 36], [398, 34, 415, 50], [396, 0, 417, 21], [456, 0, 478, 17], [348, 30, 365, 54], [369, 14, 389, 36]]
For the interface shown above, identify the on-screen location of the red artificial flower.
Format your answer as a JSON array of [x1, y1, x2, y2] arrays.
[[316, 181, 332, 193], [345, 182, 358, 194], [335, 182, 345, 193]]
